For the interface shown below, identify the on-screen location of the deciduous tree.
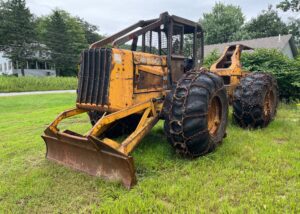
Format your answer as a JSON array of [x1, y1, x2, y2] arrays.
[[76, 18, 104, 44], [277, 0, 300, 12], [277, 1, 300, 48], [243, 6, 288, 39], [200, 3, 244, 44]]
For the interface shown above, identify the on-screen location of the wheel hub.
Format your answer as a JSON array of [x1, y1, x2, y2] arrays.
[[264, 90, 274, 119], [208, 96, 222, 136]]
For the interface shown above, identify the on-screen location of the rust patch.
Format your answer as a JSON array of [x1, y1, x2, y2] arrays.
[[42, 131, 137, 189]]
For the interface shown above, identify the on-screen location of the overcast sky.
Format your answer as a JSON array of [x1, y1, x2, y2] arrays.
[[27, 0, 294, 35]]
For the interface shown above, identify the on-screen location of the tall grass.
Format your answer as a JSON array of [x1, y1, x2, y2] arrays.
[[0, 76, 78, 92]]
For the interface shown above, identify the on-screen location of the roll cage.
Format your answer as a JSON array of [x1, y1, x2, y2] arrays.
[[90, 12, 204, 82]]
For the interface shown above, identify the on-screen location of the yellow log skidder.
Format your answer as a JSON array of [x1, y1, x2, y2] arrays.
[[42, 12, 278, 188]]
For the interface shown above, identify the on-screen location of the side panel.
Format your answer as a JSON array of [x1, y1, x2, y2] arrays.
[[132, 52, 167, 104], [108, 49, 167, 110], [170, 56, 185, 83], [134, 65, 166, 93], [107, 49, 134, 110]]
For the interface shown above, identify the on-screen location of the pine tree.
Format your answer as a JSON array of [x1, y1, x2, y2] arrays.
[[44, 11, 72, 76], [0, 0, 35, 76], [39, 10, 88, 76]]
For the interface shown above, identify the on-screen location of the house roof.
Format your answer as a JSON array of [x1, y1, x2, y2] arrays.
[[204, 34, 298, 58]]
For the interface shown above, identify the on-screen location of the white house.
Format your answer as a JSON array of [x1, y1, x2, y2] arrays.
[[204, 34, 298, 59], [0, 49, 56, 76]]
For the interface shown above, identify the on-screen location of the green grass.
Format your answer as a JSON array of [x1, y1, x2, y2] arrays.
[[0, 76, 77, 92], [0, 94, 299, 213]]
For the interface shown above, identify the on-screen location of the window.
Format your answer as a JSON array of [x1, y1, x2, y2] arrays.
[[28, 60, 36, 69], [119, 41, 132, 50], [134, 34, 143, 52], [0, 64, 2, 72], [38, 61, 46, 70], [4, 63, 7, 71], [172, 25, 184, 55], [161, 31, 168, 55], [8, 61, 12, 70], [183, 34, 194, 58], [144, 31, 159, 54]]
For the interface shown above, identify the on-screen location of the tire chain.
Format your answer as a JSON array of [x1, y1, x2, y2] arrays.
[[233, 72, 279, 128], [164, 68, 224, 157]]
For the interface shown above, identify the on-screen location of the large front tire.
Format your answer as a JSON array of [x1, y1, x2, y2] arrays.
[[164, 69, 228, 157]]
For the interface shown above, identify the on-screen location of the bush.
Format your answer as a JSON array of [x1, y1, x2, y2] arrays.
[[203, 50, 220, 68], [241, 49, 300, 101], [0, 76, 77, 92], [204, 48, 300, 101]]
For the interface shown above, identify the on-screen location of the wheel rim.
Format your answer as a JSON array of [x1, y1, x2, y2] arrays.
[[263, 90, 274, 119], [208, 96, 222, 136]]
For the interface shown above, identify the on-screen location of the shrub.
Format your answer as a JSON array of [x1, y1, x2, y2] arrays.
[[203, 49, 220, 68], [241, 49, 300, 101], [203, 48, 300, 101]]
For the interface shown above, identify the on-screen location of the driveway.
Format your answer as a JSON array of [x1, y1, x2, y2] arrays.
[[0, 90, 76, 97]]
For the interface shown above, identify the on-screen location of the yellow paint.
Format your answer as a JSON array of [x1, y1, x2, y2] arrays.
[[49, 108, 87, 134], [46, 99, 159, 156], [210, 45, 249, 100], [107, 48, 167, 111], [45, 48, 168, 169]]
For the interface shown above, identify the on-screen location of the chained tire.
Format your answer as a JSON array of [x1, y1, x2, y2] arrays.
[[88, 111, 140, 138], [233, 72, 278, 128], [163, 69, 228, 157]]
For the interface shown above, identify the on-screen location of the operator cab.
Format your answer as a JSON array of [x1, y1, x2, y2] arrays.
[[90, 12, 204, 84]]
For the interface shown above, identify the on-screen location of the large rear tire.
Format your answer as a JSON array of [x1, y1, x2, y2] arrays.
[[164, 69, 228, 157], [233, 72, 278, 128]]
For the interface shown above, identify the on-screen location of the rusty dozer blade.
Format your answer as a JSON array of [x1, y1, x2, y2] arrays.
[[41, 100, 159, 188], [42, 130, 137, 188]]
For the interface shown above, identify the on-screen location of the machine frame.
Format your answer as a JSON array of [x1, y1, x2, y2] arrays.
[[42, 12, 224, 188]]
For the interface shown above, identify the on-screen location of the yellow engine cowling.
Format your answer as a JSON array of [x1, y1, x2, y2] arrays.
[[76, 48, 168, 112]]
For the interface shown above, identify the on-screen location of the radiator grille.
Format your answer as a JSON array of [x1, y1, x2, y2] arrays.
[[77, 48, 112, 105]]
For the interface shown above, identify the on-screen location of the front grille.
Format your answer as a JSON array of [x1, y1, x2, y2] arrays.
[[77, 48, 112, 106]]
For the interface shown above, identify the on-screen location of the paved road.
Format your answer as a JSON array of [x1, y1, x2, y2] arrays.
[[0, 90, 76, 97]]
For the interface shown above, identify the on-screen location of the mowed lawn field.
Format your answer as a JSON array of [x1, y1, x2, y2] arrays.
[[0, 93, 299, 213]]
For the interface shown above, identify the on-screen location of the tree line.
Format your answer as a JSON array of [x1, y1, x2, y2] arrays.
[[0, 0, 299, 76], [201, 1, 299, 46], [0, 0, 103, 76]]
